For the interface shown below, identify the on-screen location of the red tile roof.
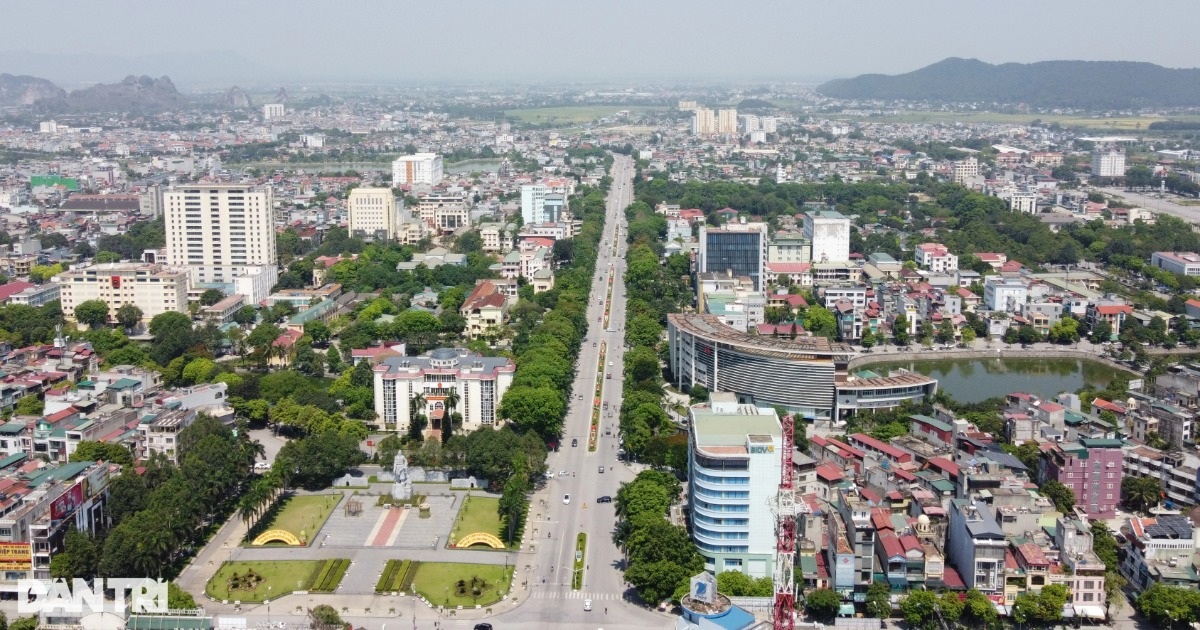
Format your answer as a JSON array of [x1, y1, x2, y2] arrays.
[[0, 281, 35, 302]]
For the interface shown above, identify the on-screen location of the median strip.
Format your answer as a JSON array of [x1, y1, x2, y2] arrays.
[[572, 533, 587, 590]]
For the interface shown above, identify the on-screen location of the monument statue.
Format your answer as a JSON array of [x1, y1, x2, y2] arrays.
[[391, 452, 412, 501]]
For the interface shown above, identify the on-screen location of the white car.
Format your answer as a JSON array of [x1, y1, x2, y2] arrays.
[[563, 494, 571, 505], [583, 599, 592, 611]]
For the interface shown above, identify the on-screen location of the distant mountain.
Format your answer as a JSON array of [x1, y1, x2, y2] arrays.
[[38, 75, 187, 113], [0, 50, 277, 87], [222, 86, 253, 109], [0, 73, 65, 106], [817, 58, 1200, 109]]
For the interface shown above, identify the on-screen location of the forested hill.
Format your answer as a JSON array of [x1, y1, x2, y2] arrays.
[[817, 58, 1200, 109]]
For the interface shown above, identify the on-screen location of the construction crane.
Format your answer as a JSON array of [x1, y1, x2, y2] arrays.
[[768, 413, 796, 630]]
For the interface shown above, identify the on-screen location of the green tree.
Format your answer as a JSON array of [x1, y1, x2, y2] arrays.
[[1122, 475, 1162, 511], [304, 321, 331, 346], [498, 386, 566, 439], [148, 311, 197, 366], [310, 604, 344, 629], [892, 313, 911, 345], [1134, 583, 1200, 627], [1093, 319, 1113, 341], [865, 580, 891, 618], [802, 305, 837, 338], [804, 588, 842, 622], [168, 581, 197, 609], [199, 289, 225, 306], [899, 589, 938, 630], [75, 299, 111, 329], [935, 318, 955, 344], [115, 303, 143, 332], [961, 326, 977, 345], [1040, 479, 1076, 513], [14, 394, 43, 416], [181, 357, 219, 384], [962, 589, 999, 628], [69, 441, 133, 466]]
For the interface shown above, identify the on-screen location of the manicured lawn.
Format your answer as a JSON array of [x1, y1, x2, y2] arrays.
[[450, 496, 502, 546], [376, 559, 415, 593], [205, 560, 322, 603], [409, 562, 513, 608], [572, 533, 587, 590], [252, 494, 339, 545]]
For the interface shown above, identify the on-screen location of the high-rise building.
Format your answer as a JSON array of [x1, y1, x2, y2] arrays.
[[802, 210, 851, 264], [392, 153, 444, 186], [163, 184, 277, 303], [1091, 147, 1126, 178], [717, 109, 738, 135], [55, 263, 189, 326], [692, 109, 717, 136], [698, 222, 768, 291], [417, 193, 469, 232], [347, 187, 403, 242], [262, 103, 285, 120], [521, 184, 547, 224], [687, 395, 781, 577]]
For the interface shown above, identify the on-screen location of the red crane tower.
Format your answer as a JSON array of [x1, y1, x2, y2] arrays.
[[769, 414, 796, 630]]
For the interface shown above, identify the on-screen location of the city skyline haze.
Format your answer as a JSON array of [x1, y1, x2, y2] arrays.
[[2, 0, 1199, 86]]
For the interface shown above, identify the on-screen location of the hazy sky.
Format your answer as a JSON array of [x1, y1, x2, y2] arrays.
[[4, 0, 1200, 85]]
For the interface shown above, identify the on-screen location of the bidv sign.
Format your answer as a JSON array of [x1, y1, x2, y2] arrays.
[[18, 578, 168, 615]]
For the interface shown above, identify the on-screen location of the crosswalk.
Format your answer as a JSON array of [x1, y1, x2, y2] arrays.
[[529, 590, 621, 601]]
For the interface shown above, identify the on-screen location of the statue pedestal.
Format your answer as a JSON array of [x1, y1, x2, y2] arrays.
[[391, 452, 413, 501]]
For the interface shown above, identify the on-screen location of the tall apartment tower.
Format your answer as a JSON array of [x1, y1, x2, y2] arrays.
[[164, 184, 278, 302], [692, 109, 717, 136], [263, 103, 285, 120], [521, 184, 548, 224], [717, 109, 738, 135], [392, 153, 444, 186], [347, 187, 403, 242]]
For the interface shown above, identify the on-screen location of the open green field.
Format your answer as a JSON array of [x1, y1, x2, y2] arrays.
[[205, 559, 349, 602], [409, 562, 514, 608], [450, 496, 503, 546], [830, 110, 1200, 130], [504, 105, 665, 125], [251, 494, 339, 545]]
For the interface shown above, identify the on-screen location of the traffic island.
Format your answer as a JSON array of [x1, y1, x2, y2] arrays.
[[571, 533, 587, 590], [590, 342, 606, 451]]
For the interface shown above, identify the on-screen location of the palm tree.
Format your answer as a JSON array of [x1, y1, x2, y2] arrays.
[[442, 388, 461, 442], [409, 392, 426, 433]]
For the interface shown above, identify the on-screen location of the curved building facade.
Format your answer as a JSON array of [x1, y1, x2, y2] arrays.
[[668, 313, 855, 421]]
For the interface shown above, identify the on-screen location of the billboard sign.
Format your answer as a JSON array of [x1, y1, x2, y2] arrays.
[[50, 483, 85, 522], [0, 542, 32, 571]]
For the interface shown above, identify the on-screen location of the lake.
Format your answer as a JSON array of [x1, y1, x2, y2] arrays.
[[445, 159, 504, 174], [868, 356, 1128, 404]]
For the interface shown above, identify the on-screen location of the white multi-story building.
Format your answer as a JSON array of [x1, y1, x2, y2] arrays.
[[417, 193, 469, 232], [163, 184, 277, 303], [803, 210, 851, 264], [983, 277, 1028, 313], [520, 184, 548, 225], [1092, 147, 1126, 179], [347, 187, 403, 242], [392, 153, 444, 186], [262, 103, 285, 120], [717, 109, 738, 135], [8, 283, 60, 307], [914, 243, 959, 273], [1003, 189, 1039, 214], [372, 348, 515, 433], [688, 394, 782, 577], [692, 109, 717, 136], [55, 263, 189, 326], [953, 157, 980, 184]]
